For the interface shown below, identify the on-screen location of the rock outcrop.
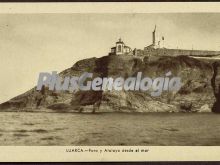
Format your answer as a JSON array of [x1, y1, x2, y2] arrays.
[[0, 54, 219, 113], [211, 61, 220, 113]]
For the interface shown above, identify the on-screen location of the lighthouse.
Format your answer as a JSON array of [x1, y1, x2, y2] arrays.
[[152, 25, 156, 47]]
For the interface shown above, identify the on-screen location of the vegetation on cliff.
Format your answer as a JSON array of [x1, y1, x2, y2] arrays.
[[0, 55, 219, 113]]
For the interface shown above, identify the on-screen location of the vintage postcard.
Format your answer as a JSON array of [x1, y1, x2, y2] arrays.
[[0, 2, 220, 162]]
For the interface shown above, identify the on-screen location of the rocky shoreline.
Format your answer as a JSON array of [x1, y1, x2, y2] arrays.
[[1, 55, 220, 113]]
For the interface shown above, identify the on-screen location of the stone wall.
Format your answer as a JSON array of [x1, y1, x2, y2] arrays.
[[143, 47, 220, 57]]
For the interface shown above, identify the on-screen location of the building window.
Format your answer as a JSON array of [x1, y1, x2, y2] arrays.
[[118, 45, 122, 52]]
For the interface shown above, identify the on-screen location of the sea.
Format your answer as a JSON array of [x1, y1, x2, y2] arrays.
[[0, 111, 219, 146]]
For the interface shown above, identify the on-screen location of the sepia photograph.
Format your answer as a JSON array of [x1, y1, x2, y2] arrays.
[[0, 3, 220, 161]]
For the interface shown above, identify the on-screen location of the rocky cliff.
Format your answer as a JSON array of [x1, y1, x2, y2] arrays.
[[211, 61, 220, 113], [0, 55, 219, 113]]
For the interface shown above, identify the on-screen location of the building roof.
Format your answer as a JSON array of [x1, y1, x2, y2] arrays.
[[124, 45, 131, 49], [116, 38, 124, 44]]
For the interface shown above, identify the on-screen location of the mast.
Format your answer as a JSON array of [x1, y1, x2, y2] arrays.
[[152, 25, 157, 46]]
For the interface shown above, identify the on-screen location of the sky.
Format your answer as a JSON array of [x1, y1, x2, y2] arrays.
[[1, 13, 220, 103]]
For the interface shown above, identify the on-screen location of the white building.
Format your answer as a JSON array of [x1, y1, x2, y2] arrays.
[[110, 38, 132, 55]]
